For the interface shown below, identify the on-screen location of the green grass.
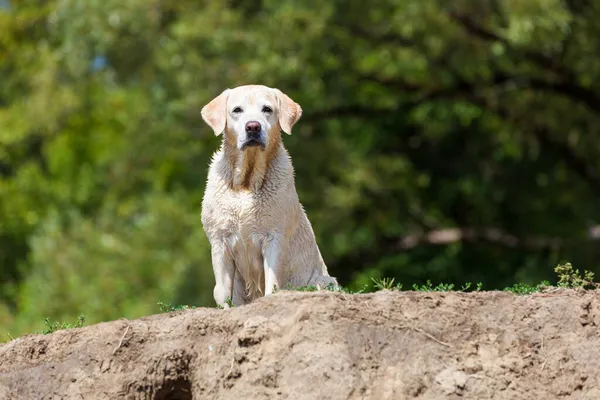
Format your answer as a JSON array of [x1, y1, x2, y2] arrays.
[[277, 262, 597, 296], [411, 280, 483, 292], [284, 282, 368, 294], [371, 277, 402, 291], [365, 263, 597, 295], [289, 284, 319, 292], [36, 315, 86, 335], [369, 277, 483, 293], [215, 297, 235, 309], [157, 300, 196, 313], [10, 262, 595, 343], [503, 281, 551, 294]]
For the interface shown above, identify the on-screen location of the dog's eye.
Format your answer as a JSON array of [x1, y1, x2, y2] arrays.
[[232, 107, 243, 113], [262, 106, 273, 113]]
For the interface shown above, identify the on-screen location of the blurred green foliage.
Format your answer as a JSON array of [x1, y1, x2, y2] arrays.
[[2, 0, 600, 336]]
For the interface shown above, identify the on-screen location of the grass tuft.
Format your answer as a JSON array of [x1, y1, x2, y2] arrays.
[[37, 315, 86, 335], [285, 282, 368, 294], [157, 301, 196, 313], [371, 277, 402, 291], [215, 297, 235, 309], [503, 281, 551, 294], [555, 262, 596, 289]]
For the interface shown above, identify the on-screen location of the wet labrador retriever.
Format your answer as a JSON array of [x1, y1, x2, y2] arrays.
[[201, 85, 338, 307]]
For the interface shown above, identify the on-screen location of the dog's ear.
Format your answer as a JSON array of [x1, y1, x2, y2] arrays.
[[201, 89, 230, 136], [275, 89, 302, 135]]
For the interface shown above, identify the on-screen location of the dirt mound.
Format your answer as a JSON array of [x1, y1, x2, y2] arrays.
[[1, 290, 600, 399]]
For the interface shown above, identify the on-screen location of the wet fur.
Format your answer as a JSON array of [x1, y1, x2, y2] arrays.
[[201, 85, 338, 307]]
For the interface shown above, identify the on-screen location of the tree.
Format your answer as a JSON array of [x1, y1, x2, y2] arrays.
[[2, 0, 600, 336]]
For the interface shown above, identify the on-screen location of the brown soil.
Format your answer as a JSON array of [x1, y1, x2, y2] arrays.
[[1, 290, 600, 399]]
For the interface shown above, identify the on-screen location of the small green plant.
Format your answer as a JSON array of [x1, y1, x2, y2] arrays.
[[157, 301, 196, 313], [459, 282, 483, 291], [293, 284, 319, 292], [345, 284, 369, 294], [285, 282, 362, 293], [215, 297, 234, 309], [37, 315, 86, 335], [412, 280, 453, 292], [409, 280, 483, 292], [413, 280, 435, 291], [368, 278, 483, 293], [503, 281, 550, 295], [371, 277, 400, 291], [434, 283, 455, 292], [328, 284, 369, 294], [555, 263, 596, 289]]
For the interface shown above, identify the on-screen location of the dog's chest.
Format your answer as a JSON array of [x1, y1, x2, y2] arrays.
[[225, 190, 268, 227], [209, 190, 271, 252], [221, 192, 269, 285]]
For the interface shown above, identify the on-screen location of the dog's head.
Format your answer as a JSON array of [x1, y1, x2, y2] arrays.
[[201, 85, 302, 151]]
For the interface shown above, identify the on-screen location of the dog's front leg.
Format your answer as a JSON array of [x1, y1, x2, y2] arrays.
[[211, 241, 235, 308], [263, 233, 284, 296]]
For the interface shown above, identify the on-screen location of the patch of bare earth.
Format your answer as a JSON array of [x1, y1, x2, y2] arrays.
[[2, 290, 600, 399]]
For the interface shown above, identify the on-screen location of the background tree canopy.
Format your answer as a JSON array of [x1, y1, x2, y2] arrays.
[[2, 0, 600, 336]]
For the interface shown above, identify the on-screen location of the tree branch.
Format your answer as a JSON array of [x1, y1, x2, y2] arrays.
[[344, 15, 600, 113], [344, 25, 416, 48], [447, 12, 600, 113], [358, 66, 600, 113], [532, 126, 600, 192], [447, 12, 571, 76], [303, 105, 398, 123], [395, 226, 600, 251]]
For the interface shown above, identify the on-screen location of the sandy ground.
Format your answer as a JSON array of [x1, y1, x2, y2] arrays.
[[1, 289, 600, 399]]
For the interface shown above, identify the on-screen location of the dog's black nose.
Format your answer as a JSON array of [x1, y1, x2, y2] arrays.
[[245, 121, 261, 136]]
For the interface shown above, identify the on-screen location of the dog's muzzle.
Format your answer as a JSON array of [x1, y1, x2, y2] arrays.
[[241, 120, 266, 150]]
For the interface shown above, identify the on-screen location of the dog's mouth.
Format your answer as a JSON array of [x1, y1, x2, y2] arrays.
[[240, 139, 266, 151]]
